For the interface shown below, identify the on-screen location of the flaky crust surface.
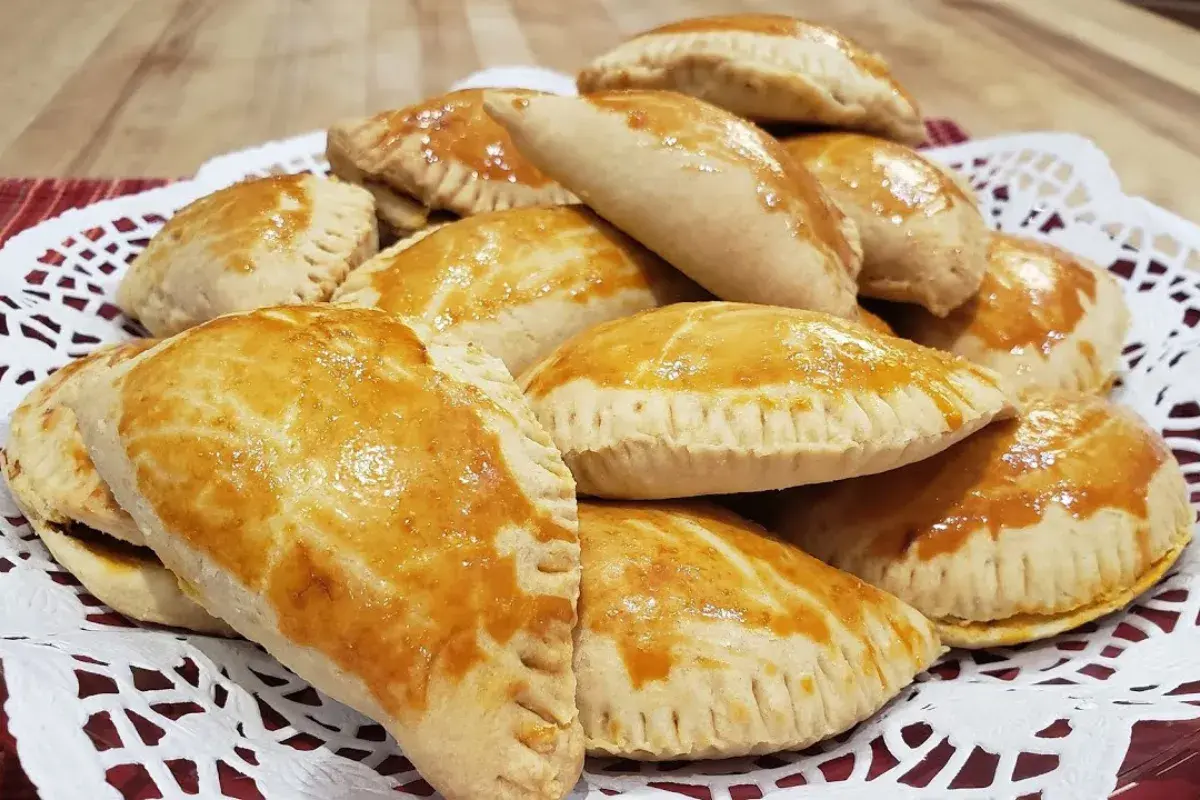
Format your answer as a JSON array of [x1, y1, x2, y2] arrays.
[[333, 207, 707, 376], [1, 446, 230, 634], [33, 515, 233, 634], [485, 90, 862, 318], [70, 305, 583, 800], [576, 500, 941, 759], [326, 144, 435, 235], [577, 15, 924, 144], [3, 341, 154, 545], [117, 175, 378, 336], [892, 233, 1130, 393], [776, 392, 1192, 648], [521, 302, 1013, 498], [326, 89, 577, 219], [785, 133, 988, 316]]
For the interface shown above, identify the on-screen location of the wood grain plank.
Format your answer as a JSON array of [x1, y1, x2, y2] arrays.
[[0, 0, 1197, 221], [0, 0, 139, 159], [910, 0, 1200, 215], [367, 0, 423, 112], [464, 0, 536, 69], [991, 0, 1200, 94], [72, 0, 223, 175], [416, 0, 480, 97], [512, 0, 624, 69]]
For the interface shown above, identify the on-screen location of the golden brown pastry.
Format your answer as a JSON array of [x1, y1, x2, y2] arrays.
[[326, 142, 442, 237], [33, 524, 233, 634], [484, 89, 862, 318], [0, 341, 231, 633], [521, 301, 1013, 499], [117, 175, 378, 336], [332, 207, 707, 376], [5, 342, 152, 546], [577, 14, 924, 144], [892, 233, 1130, 394], [70, 305, 583, 800], [775, 392, 1193, 648], [784, 133, 988, 315], [575, 500, 941, 759], [327, 89, 577, 230]]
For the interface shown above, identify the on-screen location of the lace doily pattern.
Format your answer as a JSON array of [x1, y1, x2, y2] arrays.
[[0, 127, 1198, 799]]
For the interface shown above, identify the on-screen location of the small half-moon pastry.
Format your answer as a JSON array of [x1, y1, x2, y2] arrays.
[[577, 14, 924, 144], [575, 500, 941, 759], [485, 89, 862, 318], [0, 341, 231, 634], [333, 207, 707, 376], [327, 89, 577, 231], [520, 302, 1013, 499], [891, 233, 1130, 394], [326, 144, 450, 238], [784, 133, 987, 316], [117, 174, 378, 336], [70, 305, 583, 800], [775, 392, 1193, 648], [34, 524, 233, 634]]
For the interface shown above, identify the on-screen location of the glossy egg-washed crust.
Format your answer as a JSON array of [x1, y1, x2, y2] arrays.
[[784, 133, 988, 316], [891, 233, 1131, 394], [521, 302, 1014, 499], [576, 500, 941, 759], [485, 89, 862, 319], [326, 89, 578, 220], [0, 341, 231, 633], [776, 392, 1193, 648], [576, 14, 924, 145], [3, 342, 153, 545], [69, 305, 584, 800], [333, 206, 708, 377], [326, 144, 445, 236], [117, 174, 379, 337], [20, 518, 234, 634]]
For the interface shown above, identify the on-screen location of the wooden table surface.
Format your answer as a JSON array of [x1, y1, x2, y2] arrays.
[[0, 0, 1198, 218]]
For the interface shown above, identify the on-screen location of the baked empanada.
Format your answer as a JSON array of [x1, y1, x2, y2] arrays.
[[0, 341, 231, 633], [327, 89, 577, 222], [775, 392, 1193, 648], [785, 133, 987, 315], [333, 206, 706, 376], [118, 174, 378, 336], [70, 305, 583, 800], [520, 302, 1013, 499], [576, 500, 941, 759], [577, 14, 924, 144], [326, 144, 442, 237], [33, 524, 233, 634], [891, 233, 1130, 393], [484, 90, 862, 317]]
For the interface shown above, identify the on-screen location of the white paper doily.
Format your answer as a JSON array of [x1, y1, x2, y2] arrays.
[[1, 71, 1199, 800]]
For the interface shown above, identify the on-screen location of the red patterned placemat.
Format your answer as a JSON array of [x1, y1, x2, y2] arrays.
[[1, 119, 1196, 799], [0, 178, 171, 249]]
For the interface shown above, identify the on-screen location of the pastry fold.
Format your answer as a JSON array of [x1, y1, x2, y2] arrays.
[[577, 14, 924, 144], [70, 306, 585, 800], [776, 392, 1192, 648], [521, 302, 1013, 498], [891, 233, 1130, 394], [485, 89, 862, 317], [117, 175, 378, 336]]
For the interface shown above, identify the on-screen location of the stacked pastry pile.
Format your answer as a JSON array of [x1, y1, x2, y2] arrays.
[[2, 13, 1191, 800]]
